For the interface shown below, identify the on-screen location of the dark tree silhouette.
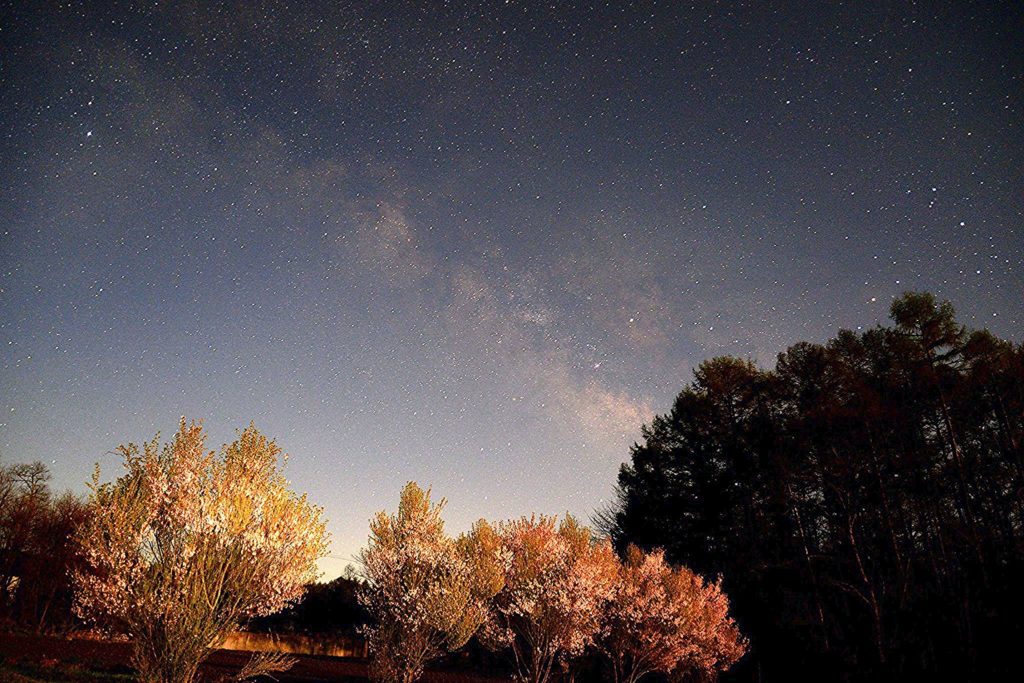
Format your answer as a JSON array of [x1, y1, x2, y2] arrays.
[[599, 292, 1024, 681], [249, 572, 368, 636], [0, 461, 89, 632]]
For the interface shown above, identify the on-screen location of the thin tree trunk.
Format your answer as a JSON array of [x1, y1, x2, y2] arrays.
[[787, 481, 829, 650], [846, 509, 885, 665]]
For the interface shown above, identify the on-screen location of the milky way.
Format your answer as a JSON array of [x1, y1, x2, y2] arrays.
[[2, 1, 1022, 576]]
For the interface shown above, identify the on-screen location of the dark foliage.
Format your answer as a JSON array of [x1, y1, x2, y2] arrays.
[[600, 292, 1024, 681], [0, 461, 89, 633], [248, 572, 369, 636]]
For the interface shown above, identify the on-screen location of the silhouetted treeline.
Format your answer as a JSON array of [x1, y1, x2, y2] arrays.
[[248, 570, 368, 636], [0, 461, 88, 633], [599, 293, 1024, 681]]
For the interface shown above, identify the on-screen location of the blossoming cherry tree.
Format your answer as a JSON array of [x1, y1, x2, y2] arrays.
[[74, 419, 328, 683], [359, 482, 504, 683], [482, 514, 619, 683], [599, 545, 746, 683]]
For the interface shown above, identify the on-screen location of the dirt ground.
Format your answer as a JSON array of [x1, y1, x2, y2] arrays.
[[0, 633, 507, 683]]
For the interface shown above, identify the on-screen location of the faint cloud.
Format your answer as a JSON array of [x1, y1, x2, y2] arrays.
[[516, 307, 556, 327], [574, 382, 654, 439], [550, 229, 672, 356], [539, 361, 655, 441], [352, 202, 436, 288], [443, 262, 653, 447]]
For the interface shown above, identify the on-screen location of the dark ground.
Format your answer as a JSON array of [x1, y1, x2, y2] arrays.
[[0, 633, 506, 683]]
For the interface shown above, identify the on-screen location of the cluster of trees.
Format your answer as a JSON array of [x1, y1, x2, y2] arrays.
[[248, 569, 367, 636], [600, 293, 1024, 680], [0, 460, 88, 632], [43, 420, 740, 683], [359, 482, 745, 683], [15, 289, 1007, 683]]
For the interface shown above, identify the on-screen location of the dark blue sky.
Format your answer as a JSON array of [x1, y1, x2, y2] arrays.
[[2, 0, 1022, 575]]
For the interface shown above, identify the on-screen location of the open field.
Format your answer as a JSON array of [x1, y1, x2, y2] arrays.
[[0, 634, 506, 683]]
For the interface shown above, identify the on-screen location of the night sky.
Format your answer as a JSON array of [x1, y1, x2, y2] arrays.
[[2, 1, 1022, 576]]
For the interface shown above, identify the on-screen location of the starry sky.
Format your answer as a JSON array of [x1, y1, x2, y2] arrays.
[[2, 1, 1022, 577]]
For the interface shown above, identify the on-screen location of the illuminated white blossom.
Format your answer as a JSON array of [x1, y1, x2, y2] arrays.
[[359, 482, 505, 683], [74, 419, 328, 683]]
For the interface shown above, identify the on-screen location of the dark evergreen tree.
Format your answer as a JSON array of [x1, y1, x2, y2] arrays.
[[600, 293, 1024, 681]]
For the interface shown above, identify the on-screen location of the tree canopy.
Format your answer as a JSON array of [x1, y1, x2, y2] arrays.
[[600, 292, 1024, 680], [74, 419, 328, 683]]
